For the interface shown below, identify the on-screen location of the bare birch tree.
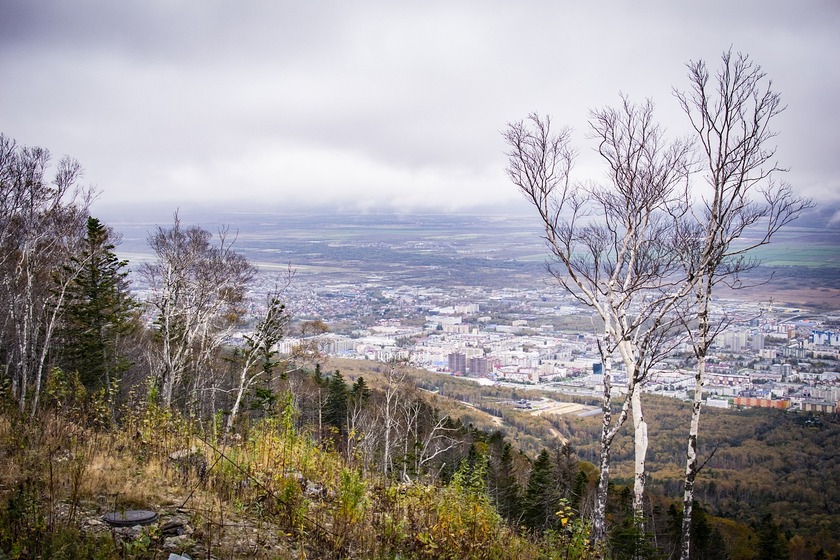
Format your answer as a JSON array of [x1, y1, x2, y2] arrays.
[[0, 135, 92, 415], [504, 100, 692, 543], [379, 362, 406, 479], [142, 214, 255, 412], [397, 389, 460, 483], [673, 49, 813, 560], [225, 288, 289, 433]]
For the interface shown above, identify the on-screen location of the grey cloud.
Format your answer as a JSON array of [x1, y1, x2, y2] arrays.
[[0, 0, 838, 213]]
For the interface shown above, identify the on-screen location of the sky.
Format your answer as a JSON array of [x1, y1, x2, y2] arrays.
[[1, 1, 839, 219]]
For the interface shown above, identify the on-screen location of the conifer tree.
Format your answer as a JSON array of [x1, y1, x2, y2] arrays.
[[346, 375, 370, 452], [349, 376, 371, 406], [522, 449, 558, 532], [756, 514, 789, 560], [60, 216, 136, 396], [324, 370, 348, 436], [691, 504, 712, 559], [494, 442, 521, 523], [552, 443, 578, 500], [706, 527, 730, 560], [571, 470, 589, 511]]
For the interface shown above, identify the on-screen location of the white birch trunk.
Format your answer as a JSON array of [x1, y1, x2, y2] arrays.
[[226, 366, 252, 434], [616, 335, 647, 522], [592, 373, 613, 543], [679, 355, 705, 560], [29, 255, 84, 416], [226, 347, 263, 434], [680, 279, 711, 560], [631, 384, 648, 521]]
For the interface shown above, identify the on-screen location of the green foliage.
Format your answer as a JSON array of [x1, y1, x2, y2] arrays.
[[245, 294, 286, 376], [324, 369, 348, 436], [120, 525, 160, 558], [571, 469, 588, 510], [350, 376, 371, 406], [336, 467, 367, 524], [59, 216, 137, 396], [757, 513, 789, 560], [0, 524, 118, 560], [706, 527, 732, 560], [451, 448, 489, 497], [491, 442, 521, 522], [0, 478, 45, 558], [250, 386, 278, 413], [543, 499, 594, 560], [45, 367, 110, 427], [6, 352, 832, 560], [609, 517, 665, 560], [522, 449, 559, 532], [554, 394, 840, 552]]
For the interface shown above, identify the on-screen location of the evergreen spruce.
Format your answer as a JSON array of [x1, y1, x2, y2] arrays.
[[609, 517, 664, 560], [691, 503, 712, 559], [757, 513, 789, 560], [324, 370, 348, 435], [571, 470, 589, 511], [552, 443, 578, 501], [349, 376, 371, 406], [521, 449, 558, 532], [495, 442, 521, 523], [60, 216, 136, 395], [706, 527, 731, 560]]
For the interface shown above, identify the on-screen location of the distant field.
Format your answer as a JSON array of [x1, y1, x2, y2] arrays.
[[739, 226, 840, 267], [108, 211, 840, 310]]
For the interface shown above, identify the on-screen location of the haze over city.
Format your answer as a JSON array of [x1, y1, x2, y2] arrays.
[[2, 1, 840, 219]]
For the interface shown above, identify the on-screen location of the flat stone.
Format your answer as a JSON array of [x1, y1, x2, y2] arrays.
[[164, 535, 194, 551]]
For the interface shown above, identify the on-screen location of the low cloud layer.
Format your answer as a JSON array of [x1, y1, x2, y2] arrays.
[[1, 1, 838, 215]]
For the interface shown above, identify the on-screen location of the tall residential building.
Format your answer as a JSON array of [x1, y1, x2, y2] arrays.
[[722, 331, 748, 352], [780, 363, 792, 380], [812, 330, 839, 346], [468, 357, 493, 375], [448, 352, 466, 374]]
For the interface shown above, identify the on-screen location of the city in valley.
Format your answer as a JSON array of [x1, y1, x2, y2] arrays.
[[115, 209, 840, 417]]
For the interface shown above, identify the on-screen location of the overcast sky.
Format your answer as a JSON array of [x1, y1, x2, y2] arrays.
[[1, 1, 839, 218]]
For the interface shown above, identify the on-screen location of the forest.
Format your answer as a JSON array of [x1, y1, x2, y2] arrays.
[[0, 49, 834, 560]]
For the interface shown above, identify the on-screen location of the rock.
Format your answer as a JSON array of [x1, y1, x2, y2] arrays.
[[169, 447, 208, 479], [168, 447, 198, 461], [83, 517, 108, 534], [303, 481, 327, 499], [159, 512, 194, 538], [161, 519, 185, 536], [113, 524, 145, 541], [163, 534, 194, 551]]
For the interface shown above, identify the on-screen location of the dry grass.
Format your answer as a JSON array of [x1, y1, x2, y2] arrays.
[[0, 394, 593, 559]]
